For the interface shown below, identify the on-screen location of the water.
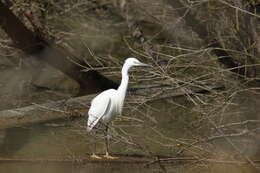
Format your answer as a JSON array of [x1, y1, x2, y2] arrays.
[[0, 94, 259, 172], [0, 97, 194, 173], [0, 162, 149, 173], [0, 122, 156, 173]]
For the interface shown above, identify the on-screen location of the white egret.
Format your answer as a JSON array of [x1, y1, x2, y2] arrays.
[[87, 57, 151, 159]]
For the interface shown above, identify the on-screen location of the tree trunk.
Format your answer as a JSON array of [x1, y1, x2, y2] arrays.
[[0, 2, 118, 95], [166, 0, 258, 79]]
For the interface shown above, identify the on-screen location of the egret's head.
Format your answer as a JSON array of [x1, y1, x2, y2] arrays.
[[125, 57, 151, 67]]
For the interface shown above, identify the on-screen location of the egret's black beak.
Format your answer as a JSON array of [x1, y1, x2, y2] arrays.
[[138, 62, 152, 67]]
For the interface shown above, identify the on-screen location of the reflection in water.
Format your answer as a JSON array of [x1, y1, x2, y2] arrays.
[[0, 128, 30, 156]]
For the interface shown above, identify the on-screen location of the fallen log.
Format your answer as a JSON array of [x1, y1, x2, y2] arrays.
[[0, 83, 224, 129], [0, 95, 95, 129], [0, 155, 259, 165]]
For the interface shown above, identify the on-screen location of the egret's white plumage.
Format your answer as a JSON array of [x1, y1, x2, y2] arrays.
[[87, 89, 114, 131], [87, 58, 150, 132]]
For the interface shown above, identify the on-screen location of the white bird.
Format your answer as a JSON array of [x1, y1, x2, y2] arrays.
[[87, 57, 151, 159]]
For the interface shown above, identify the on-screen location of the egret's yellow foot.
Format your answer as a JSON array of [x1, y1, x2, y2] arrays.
[[103, 152, 118, 159], [90, 153, 102, 159]]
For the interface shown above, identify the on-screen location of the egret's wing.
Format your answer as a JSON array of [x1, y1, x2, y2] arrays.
[[87, 91, 113, 132]]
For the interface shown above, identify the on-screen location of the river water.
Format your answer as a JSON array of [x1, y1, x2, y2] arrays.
[[0, 93, 259, 172]]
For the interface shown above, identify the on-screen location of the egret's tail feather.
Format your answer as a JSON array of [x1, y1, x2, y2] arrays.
[[86, 125, 93, 132], [87, 114, 101, 133], [87, 123, 96, 132]]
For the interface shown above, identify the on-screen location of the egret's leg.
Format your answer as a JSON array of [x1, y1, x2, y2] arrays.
[[103, 125, 118, 159], [90, 135, 101, 159], [105, 125, 109, 153]]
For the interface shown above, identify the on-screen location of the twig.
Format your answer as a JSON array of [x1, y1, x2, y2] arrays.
[[32, 103, 68, 113], [217, 120, 259, 129], [219, 0, 260, 19]]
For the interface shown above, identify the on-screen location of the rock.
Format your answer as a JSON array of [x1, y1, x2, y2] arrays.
[[0, 56, 15, 69], [32, 64, 80, 95]]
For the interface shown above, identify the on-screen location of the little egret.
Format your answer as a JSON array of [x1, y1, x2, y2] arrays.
[[87, 57, 151, 159]]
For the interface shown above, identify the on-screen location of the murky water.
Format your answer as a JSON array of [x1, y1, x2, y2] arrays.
[[0, 122, 155, 173], [0, 162, 151, 173], [0, 98, 184, 173], [0, 93, 259, 172]]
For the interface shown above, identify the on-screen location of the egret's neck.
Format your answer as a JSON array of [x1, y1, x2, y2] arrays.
[[118, 64, 130, 93], [117, 63, 131, 115]]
